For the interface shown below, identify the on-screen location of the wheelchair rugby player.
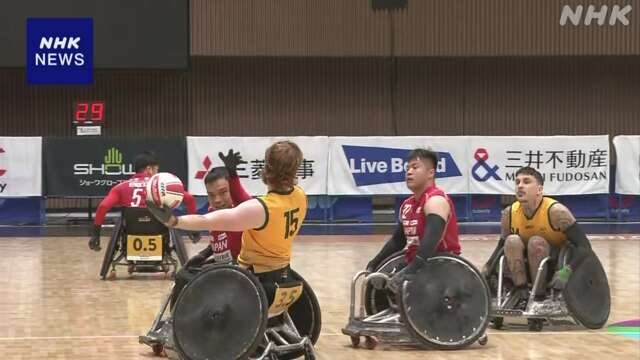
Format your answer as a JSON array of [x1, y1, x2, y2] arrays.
[[143, 141, 321, 360]]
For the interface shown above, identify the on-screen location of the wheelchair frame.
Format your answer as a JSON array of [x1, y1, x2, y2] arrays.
[[343, 270, 419, 348], [490, 254, 575, 329], [343, 254, 490, 350], [140, 265, 319, 360], [100, 218, 188, 280]]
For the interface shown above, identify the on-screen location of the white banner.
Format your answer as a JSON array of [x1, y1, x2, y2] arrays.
[[187, 137, 328, 196], [613, 135, 640, 195], [328, 137, 469, 195], [0, 137, 42, 196], [187, 136, 611, 196], [468, 136, 610, 195]]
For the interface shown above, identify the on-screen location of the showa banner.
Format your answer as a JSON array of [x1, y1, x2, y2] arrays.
[[187, 137, 328, 196], [468, 136, 610, 195], [327, 137, 468, 195]]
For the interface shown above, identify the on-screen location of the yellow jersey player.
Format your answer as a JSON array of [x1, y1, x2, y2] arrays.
[[146, 140, 306, 301], [482, 166, 593, 315]]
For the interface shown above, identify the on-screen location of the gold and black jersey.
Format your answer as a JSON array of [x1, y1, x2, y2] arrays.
[[510, 196, 567, 247], [238, 185, 307, 273]]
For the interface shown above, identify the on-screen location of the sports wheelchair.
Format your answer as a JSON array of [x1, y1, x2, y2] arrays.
[[99, 207, 190, 280], [342, 251, 490, 350], [485, 246, 610, 331], [139, 264, 322, 359]]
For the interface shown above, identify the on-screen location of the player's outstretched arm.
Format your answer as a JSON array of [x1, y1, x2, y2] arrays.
[[147, 198, 266, 232], [229, 176, 253, 204]]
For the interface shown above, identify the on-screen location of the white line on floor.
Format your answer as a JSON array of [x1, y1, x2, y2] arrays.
[[321, 331, 622, 336], [0, 331, 631, 341], [0, 335, 138, 341]]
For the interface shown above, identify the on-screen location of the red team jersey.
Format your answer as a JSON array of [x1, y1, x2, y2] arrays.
[[94, 173, 197, 225], [400, 184, 461, 263], [208, 176, 253, 263]]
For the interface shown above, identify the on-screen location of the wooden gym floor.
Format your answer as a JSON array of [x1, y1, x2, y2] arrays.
[[0, 234, 638, 359]]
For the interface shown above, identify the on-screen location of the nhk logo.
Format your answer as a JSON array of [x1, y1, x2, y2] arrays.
[[27, 18, 93, 84], [560, 4, 631, 26], [73, 147, 135, 175]]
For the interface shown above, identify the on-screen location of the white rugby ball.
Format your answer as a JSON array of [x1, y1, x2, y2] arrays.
[[146, 172, 185, 209]]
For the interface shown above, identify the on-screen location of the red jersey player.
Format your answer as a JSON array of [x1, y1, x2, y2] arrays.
[[169, 150, 252, 308], [366, 148, 461, 291], [88, 151, 197, 251]]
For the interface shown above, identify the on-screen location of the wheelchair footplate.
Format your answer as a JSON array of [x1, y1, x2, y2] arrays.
[[139, 319, 176, 357], [139, 286, 177, 357], [489, 252, 610, 330], [342, 312, 418, 348]]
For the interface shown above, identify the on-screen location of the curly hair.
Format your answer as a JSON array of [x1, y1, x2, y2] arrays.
[[261, 141, 303, 191]]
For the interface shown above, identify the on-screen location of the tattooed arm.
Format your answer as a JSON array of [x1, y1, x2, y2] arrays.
[[549, 202, 591, 269], [549, 202, 577, 232]]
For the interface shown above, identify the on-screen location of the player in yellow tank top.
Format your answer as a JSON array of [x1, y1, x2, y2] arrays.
[[481, 167, 593, 317], [238, 185, 307, 272], [145, 140, 307, 297], [510, 197, 567, 248]]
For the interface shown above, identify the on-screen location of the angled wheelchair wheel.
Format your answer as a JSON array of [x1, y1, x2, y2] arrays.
[[288, 270, 322, 345], [172, 265, 268, 360], [399, 254, 491, 350], [364, 251, 405, 315], [99, 218, 123, 279], [268, 270, 322, 360], [563, 251, 610, 329]]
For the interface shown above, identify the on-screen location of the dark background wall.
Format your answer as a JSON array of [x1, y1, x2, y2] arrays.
[[190, 0, 639, 56], [1, 0, 638, 136], [1, 57, 638, 137], [2, 0, 637, 212]]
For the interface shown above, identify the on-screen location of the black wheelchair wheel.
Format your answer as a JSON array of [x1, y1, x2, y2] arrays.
[[270, 270, 322, 360], [399, 253, 491, 350], [172, 265, 268, 360], [99, 218, 123, 279], [563, 251, 610, 329]]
